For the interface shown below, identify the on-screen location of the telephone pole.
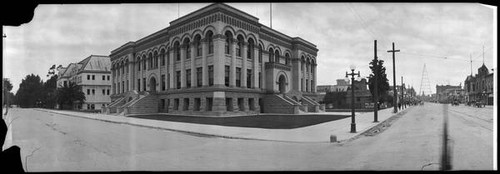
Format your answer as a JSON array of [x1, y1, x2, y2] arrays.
[[388, 42, 400, 113], [401, 76, 404, 109], [373, 40, 379, 122]]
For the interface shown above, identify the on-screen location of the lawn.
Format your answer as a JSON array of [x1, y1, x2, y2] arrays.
[[130, 114, 350, 129]]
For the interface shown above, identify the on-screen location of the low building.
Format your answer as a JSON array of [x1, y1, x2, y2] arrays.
[[57, 55, 112, 110], [345, 78, 372, 109], [436, 84, 462, 103], [464, 64, 494, 105]]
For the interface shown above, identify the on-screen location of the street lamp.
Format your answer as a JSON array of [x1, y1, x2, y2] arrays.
[[346, 65, 360, 133]]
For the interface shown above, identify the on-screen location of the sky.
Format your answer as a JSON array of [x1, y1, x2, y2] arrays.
[[3, 3, 497, 94]]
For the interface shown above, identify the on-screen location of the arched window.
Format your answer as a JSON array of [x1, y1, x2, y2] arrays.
[[275, 50, 280, 63], [174, 41, 181, 61], [154, 51, 158, 68], [285, 53, 290, 65], [258, 44, 263, 63], [206, 31, 214, 54], [247, 38, 254, 60], [160, 49, 165, 66], [236, 35, 244, 57], [268, 48, 274, 62], [137, 57, 141, 71], [225, 31, 233, 54], [194, 35, 202, 57], [142, 55, 147, 70], [184, 38, 191, 59], [148, 53, 153, 69]]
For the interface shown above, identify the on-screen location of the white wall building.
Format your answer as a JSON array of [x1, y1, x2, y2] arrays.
[[57, 55, 112, 110]]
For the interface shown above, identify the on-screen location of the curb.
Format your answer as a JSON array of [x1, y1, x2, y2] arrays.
[[34, 109, 310, 143], [337, 106, 414, 143]]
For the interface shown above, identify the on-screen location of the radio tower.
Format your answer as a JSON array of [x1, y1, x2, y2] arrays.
[[419, 64, 432, 97]]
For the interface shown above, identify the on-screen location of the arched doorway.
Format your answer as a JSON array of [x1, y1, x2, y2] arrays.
[[149, 77, 156, 91], [278, 75, 286, 94]]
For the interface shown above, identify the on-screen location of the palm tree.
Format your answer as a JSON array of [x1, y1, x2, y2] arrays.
[[56, 82, 85, 110]]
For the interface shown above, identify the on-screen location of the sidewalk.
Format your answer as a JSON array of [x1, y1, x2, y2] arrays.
[[35, 106, 413, 143]]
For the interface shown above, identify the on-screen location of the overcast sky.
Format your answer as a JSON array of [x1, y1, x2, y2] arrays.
[[3, 3, 496, 94]]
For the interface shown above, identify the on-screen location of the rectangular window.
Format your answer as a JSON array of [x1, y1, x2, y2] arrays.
[[127, 80, 129, 91], [102, 75, 105, 80], [197, 67, 202, 87], [258, 72, 262, 88], [107, 75, 110, 81], [247, 69, 252, 88], [102, 89, 105, 95], [160, 99, 165, 110], [248, 98, 255, 111], [176, 71, 181, 89], [107, 89, 110, 95], [143, 60, 146, 69], [208, 65, 214, 86], [143, 78, 146, 91], [87, 75, 90, 80], [186, 69, 191, 88], [138, 79, 141, 92], [92, 75, 95, 80], [194, 98, 201, 111], [92, 89, 95, 95], [138, 62, 141, 71], [186, 47, 191, 59], [183, 98, 189, 111], [226, 98, 233, 111], [87, 89, 90, 95], [236, 46, 241, 57], [238, 98, 244, 111], [174, 98, 179, 110], [161, 75, 166, 91], [236, 67, 241, 87], [63, 81, 67, 87], [206, 97, 213, 111], [225, 66, 230, 87]]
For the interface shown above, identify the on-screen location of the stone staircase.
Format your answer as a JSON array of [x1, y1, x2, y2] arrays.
[[301, 96, 321, 112], [123, 93, 158, 115], [262, 94, 301, 114]]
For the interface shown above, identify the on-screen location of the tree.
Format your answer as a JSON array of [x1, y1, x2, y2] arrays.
[[15, 74, 44, 108], [56, 82, 85, 110], [3, 78, 14, 106], [323, 91, 348, 109], [42, 75, 58, 109], [367, 59, 390, 104]]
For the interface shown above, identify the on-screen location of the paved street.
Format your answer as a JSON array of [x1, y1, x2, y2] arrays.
[[2, 102, 494, 171]]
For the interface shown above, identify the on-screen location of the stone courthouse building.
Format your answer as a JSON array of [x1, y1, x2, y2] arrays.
[[105, 3, 321, 116]]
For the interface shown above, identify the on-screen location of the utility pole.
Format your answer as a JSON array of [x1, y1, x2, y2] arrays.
[[401, 76, 404, 109], [388, 42, 400, 113], [470, 53, 473, 76], [270, 3, 272, 29], [373, 40, 379, 122]]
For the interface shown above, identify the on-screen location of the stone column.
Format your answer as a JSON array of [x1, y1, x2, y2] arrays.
[[180, 45, 186, 88], [313, 63, 317, 93], [261, 51, 267, 90], [213, 36, 225, 86], [230, 40, 236, 87], [129, 54, 134, 91], [301, 61, 306, 92], [242, 42, 248, 88], [201, 40, 208, 86], [253, 47, 259, 89], [169, 49, 174, 89], [190, 43, 196, 88]]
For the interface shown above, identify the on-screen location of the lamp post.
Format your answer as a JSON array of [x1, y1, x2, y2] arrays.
[[346, 65, 360, 133]]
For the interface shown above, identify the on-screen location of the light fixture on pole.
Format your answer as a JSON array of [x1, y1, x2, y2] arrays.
[[346, 64, 360, 133]]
